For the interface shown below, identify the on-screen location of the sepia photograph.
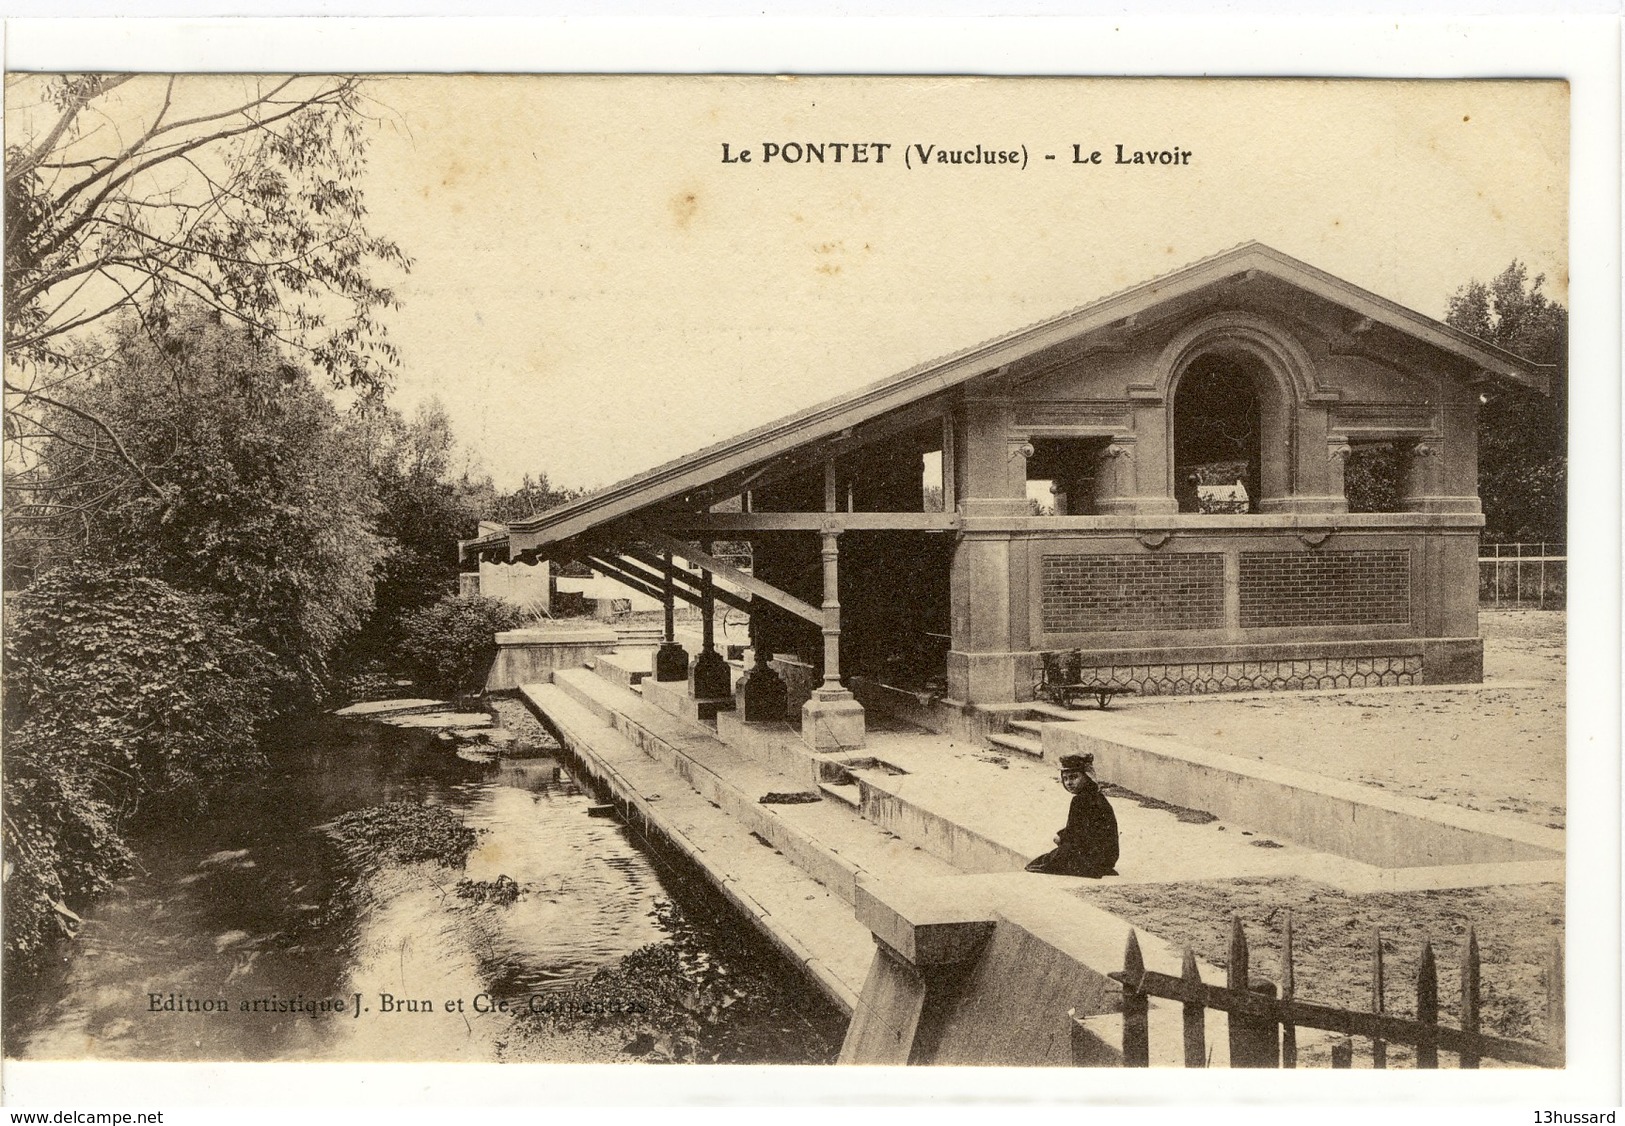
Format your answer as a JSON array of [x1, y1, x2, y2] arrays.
[[0, 19, 1615, 1113]]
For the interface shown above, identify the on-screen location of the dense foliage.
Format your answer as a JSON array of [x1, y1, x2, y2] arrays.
[[2, 564, 278, 964], [1446, 262, 1567, 543], [343, 400, 482, 664], [13, 311, 386, 700], [397, 595, 526, 695]]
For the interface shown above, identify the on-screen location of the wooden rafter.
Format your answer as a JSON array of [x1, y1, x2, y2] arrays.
[[635, 528, 823, 626]]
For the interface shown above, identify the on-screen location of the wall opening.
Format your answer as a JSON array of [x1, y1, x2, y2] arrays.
[[1173, 353, 1263, 514], [1025, 437, 1109, 515], [921, 449, 944, 512], [1344, 442, 1406, 513]]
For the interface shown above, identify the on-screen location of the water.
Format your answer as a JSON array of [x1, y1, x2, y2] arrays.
[[6, 712, 845, 1063]]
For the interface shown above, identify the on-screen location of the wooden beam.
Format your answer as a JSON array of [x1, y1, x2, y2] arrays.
[[636, 528, 823, 627], [618, 546, 753, 616], [579, 555, 671, 605], [664, 511, 960, 533]]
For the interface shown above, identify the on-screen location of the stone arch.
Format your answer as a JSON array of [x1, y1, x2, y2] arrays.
[[1155, 313, 1317, 512]]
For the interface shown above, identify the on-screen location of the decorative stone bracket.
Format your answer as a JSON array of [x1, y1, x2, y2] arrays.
[[1296, 529, 1333, 549], [1135, 531, 1173, 550]]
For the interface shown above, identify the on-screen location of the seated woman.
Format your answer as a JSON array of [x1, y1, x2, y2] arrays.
[[1025, 753, 1119, 878]]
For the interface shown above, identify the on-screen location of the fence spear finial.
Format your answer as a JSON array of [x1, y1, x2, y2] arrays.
[[1416, 937, 1439, 1068], [1459, 925, 1481, 1068]]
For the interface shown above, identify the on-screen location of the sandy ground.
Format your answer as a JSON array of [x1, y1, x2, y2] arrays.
[[1077, 876, 1563, 1067], [1108, 611, 1566, 830], [1069, 613, 1567, 1066]]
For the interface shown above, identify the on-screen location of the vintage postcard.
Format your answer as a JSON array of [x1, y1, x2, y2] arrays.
[[1, 16, 1616, 1115]]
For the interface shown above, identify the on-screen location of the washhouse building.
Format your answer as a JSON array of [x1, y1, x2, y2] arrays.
[[465, 243, 1547, 748]]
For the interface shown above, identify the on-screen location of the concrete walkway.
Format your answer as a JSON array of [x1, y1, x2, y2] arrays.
[[517, 637, 1561, 1063]]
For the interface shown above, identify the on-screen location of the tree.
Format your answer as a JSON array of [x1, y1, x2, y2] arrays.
[[15, 308, 386, 699], [1445, 262, 1567, 543], [4, 74, 409, 512], [3, 564, 278, 965], [471, 470, 585, 524], [353, 398, 483, 650]]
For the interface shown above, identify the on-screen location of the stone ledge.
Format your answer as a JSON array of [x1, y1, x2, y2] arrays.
[[1047, 717, 1563, 868]]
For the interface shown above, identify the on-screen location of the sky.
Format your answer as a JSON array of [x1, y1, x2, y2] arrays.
[[353, 76, 1568, 493]]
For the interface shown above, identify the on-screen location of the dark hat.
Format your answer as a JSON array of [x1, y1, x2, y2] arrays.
[[1057, 753, 1095, 771]]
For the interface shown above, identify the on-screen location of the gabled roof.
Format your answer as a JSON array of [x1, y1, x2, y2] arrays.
[[499, 242, 1548, 556]]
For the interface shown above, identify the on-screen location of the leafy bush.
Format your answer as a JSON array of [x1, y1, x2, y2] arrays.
[[15, 311, 386, 703], [397, 595, 524, 695], [2, 564, 279, 965]]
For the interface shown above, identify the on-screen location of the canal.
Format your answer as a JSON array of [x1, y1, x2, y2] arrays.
[[5, 702, 847, 1064]]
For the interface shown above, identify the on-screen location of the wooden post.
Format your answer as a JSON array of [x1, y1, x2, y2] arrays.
[[1331, 1038, 1353, 1068], [1226, 915, 1249, 1066], [941, 412, 956, 514], [662, 550, 676, 642], [1243, 981, 1280, 1068], [1181, 947, 1206, 1068], [701, 564, 716, 651], [1371, 926, 1387, 1069], [1459, 926, 1481, 1069], [1122, 930, 1149, 1067], [1416, 939, 1439, 1068], [1547, 937, 1565, 1060], [1280, 911, 1297, 1069]]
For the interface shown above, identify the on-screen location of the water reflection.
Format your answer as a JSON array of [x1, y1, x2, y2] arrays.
[[9, 715, 704, 1061]]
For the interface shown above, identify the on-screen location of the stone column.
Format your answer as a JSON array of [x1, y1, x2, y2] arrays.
[[654, 549, 689, 681], [689, 548, 731, 699], [1399, 440, 1441, 512], [1325, 439, 1353, 514], [1091, 439, 1136, 515], [802, 527, 865, 749]]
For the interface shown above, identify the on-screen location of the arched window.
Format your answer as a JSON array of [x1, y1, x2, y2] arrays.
[[1172, 353, 1263, 514]]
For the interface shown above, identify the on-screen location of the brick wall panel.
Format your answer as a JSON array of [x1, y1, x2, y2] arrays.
[[1238, 549, 1411, 629], [1041, 553, 1224, 633]]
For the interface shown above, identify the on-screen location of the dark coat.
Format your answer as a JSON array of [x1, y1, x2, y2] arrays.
[[1025, 782, 1119, 877]]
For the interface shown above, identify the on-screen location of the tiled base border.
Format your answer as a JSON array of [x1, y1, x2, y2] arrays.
[[1084, 653, 1423, 696]]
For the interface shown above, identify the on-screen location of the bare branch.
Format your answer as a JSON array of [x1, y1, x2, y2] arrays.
[[3, 381, 170, 503]]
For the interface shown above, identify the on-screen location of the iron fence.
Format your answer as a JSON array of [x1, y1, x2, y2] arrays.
[[1479, 542, 1565, 610]]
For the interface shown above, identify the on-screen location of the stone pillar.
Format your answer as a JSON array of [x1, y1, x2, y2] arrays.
[[689, 553, 731, 699], [1399, 440, 1442, 512], [1090, 439, 1136, 515], [802, 528, 865, 749], [947, 531, 1017, 704], [1124, 400, 1179, 516], [1325, 439, 1353, 514], [654, 549, 689, 682], [736, 643, 789, 723], [1268, 404, 1346, 514]]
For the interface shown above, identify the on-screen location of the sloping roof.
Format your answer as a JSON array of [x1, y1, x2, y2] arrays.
[[500, 242, 1548, 555]]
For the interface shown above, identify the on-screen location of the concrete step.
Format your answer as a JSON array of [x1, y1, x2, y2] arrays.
[[1007, 719, 1047, 738], [836, 733, 1368, 887], [614, 626, 666, 648], [547, 669, 964, 907], [522, 681, 872, 1014], [591, 650, 651, 691], [818, 781, 861, 809], [986, 732, 1044, 760]]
